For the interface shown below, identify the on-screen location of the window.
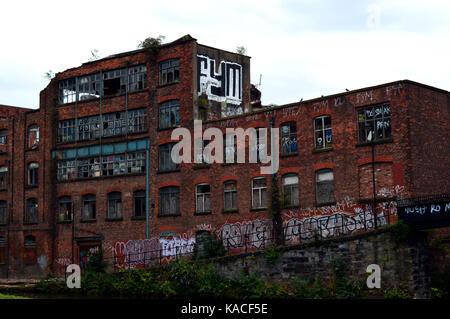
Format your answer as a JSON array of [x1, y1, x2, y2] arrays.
[[102, 112, 126, 137], [251, 128, 266, 161], [128, 65, 147, 92], [24, 236, 37, 264], [224, 133, 237, 163], [102, 155, 126, 176], [159, 186, 180, 216], [314, 116, 332, 149], [223, 181, 237, 211], [78, 73, 101, 101], [128, 108, 147, 133], [107, 192, 122, 219], [316, 169, 335, 205], [0, 167, 8, 189], [127, 152, 146, 174], [159, 59, 179, 85], [78, 115, 101, 141], [103, 68, 127, 96], [79, 157, 101, 179], [58, 196, 72, 222], [57, 160, 77, 181], [252, 177, 267, 209], [159, 143, 179, 172], [28, 125, 39, 148], [58, 119, 76, 143], [357, 103, 391, 143], [58, 78, 77, 104], [0, 201, 6, 224], [82, 194, 96, 220], [281, 122, 298, 155], [195, 139, 211, 164], [196, 184, 211, 213], [28, 162, 39, 186], [0, 237, 5, 264], [25, 198, 38, 224], [282, 174, 299, 206], [0, 130, 7, 145], [159, 100, 179, 129], [134, 190, 146, 218]]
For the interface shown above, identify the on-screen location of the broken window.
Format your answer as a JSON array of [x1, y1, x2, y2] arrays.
[[252, 177, 267, 209], [57, 160, 76, 181], [24, 235, 37, 264], [107, 192, 122, 219], [196, 184, 211, 213], [0, 201, 6, 225], [28, 162, 39, 186], [103, 68, 127, 96], [282, 174, 299, 206], [78, 157, 101, 179], [127, 152, 146, 174], [249, 128, 266, 162], [0, 236, 5, 264], [223, 181, 237, 211], [78, 73, 101, 101], [58, 119, 76, 143], [58, 196, 72, 222], [128, 65, 147, 92], [314, 116, 332, 149], [0, 167, 7, 189], [159, 100, 179, 129], [134, 190, 146, 218], [128, 108, 147, 133], [316, 169, 335, 205], [159, 186, 180, 216], [59, 78, 77, 104], [82, 194, 96, 220], [281, 122, 298, 155], [159, 143, 179, 172], [357, 103, 391, 143], [0, 130, 7, 145], [78, 115, 100, 141], [159, 59, 179, 85], [102, 112, 126, 137], [102, 155, 126, 176], [28, 125, 39, 148], [25, 198, 38, 224]]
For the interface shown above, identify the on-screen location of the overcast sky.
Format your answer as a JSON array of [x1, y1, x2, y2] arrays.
[[0, 0, 449, 109]]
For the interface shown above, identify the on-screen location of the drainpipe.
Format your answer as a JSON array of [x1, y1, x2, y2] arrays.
[[146, 146, 149, 239], [370, 130, 378, 229]]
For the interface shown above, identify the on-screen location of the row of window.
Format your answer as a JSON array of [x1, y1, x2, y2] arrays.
[[58, 59, 180, 104], [0, 235, 36, 265], [57, 151, 146, 181], [58, 108, 147, 143]]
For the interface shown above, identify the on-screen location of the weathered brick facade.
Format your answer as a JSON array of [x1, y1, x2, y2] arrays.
[[0, 35, 448, 278]]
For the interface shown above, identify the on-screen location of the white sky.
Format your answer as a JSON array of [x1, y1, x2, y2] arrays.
[[0, 0, 449, 109]]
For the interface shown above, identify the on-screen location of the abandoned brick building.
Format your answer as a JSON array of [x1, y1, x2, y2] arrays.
[[0, 35, 449, 278]]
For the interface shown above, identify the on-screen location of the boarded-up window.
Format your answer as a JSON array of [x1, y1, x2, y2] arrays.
[[24, 236, 37, 264], [358, 163, 394, 200], [316, 169, 334, 205]]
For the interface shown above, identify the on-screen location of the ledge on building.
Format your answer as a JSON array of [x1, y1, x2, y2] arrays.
[[221, 162, 237, 167], [56, 220, 72, 224], [105, 218, 123, 222], [315, 201, 336, 207], [312, 147, 333, 154], [250, 207, 267, 212], [355, 137, 394, 147], [358, 197, 396, 204], [193, 163, 211, 170], [156, 81, 179, 89], [222, 209, 239, 214], [80, 219, 96, 223], [157, 169, 181, 175], [131, 216, 146, 220], [282, 205, 300, 210], [280, 152, 299, 158], [194, 211, 212, 216], [157, 213, 181, 218]]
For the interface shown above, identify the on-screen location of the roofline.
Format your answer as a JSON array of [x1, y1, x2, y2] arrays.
[[0, 104, 33, 111], [197, 43, 251, 58]]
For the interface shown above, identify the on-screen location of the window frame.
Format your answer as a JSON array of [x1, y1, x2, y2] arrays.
[[357, 103, 391, 143], [280, 122, 298, 155], [82, 194, 96, 221], [159, 186, 180, 217], [195, 183, 211, 214], [133, 190, 146, 218], [159, 59, 180, 86], [159, 100, 180, 129], [315, 169, 335, 206], [0, 201, 7, 225], [58, 196, 73, 222], [282, 173, 299, 207], [251, 177, 267, 209], [28, 125, 39, 149], [107, 192, 122, 220], [27, 162, 39, 186], [0, 166, 8, 189], [159, 143, 180, 172], [314, 115, 332, 149], [223, 181, 237, 211], [25, 198, 38, 224]]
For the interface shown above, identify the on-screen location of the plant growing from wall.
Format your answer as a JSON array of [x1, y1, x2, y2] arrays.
[[387, 220, 411, 242], [138, 35, 165, 59], [268, 175, 284, 246]]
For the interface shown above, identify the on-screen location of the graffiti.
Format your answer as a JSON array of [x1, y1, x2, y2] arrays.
[[385, 83, 403, 97], [313, 100, 329, 113], [160, 237, 195, 258], [219, 219, 272, 250], [356, 91, 374, 104], [222, 104, 244, 118], [197, 55, 242, 105], [284, 211, 387, 243], [334, 96, 345, 106], [281, 106, 300, 118], [377, 185, 407, 199], [55, 257, 71, 267]]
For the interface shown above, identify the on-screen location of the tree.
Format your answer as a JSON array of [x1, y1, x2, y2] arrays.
[[138, 35, 165, 58], [236, 46, 247, 55]]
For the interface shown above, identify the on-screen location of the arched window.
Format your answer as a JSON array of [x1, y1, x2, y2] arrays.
[[58, 196, 72, 222], [159, 186, 180, 216], [282, 174, 299, 206], [28, 162, 39, 186], [82, 194, 96, 220], [134, 190, 146, 218], [107, 192, 122, 219], [252, 177, 267, 209], [280, 122, 298, 155], [24, 235, 37, 264], [28, 125, 39, 148], [196, 184, 211, 214], [223, 181, 237, 211], [314, 116, 332, 149], [25, 198, 38, 224], [0, 166, 8, 189]]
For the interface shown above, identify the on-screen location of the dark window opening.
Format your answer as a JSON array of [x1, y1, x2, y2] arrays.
[[58, 196, 72, 222], [134, 190, 146, 217], [82, 194, 96, 220]]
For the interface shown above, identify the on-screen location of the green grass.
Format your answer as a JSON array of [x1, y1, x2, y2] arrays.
[[0, 293, 32, 299]]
